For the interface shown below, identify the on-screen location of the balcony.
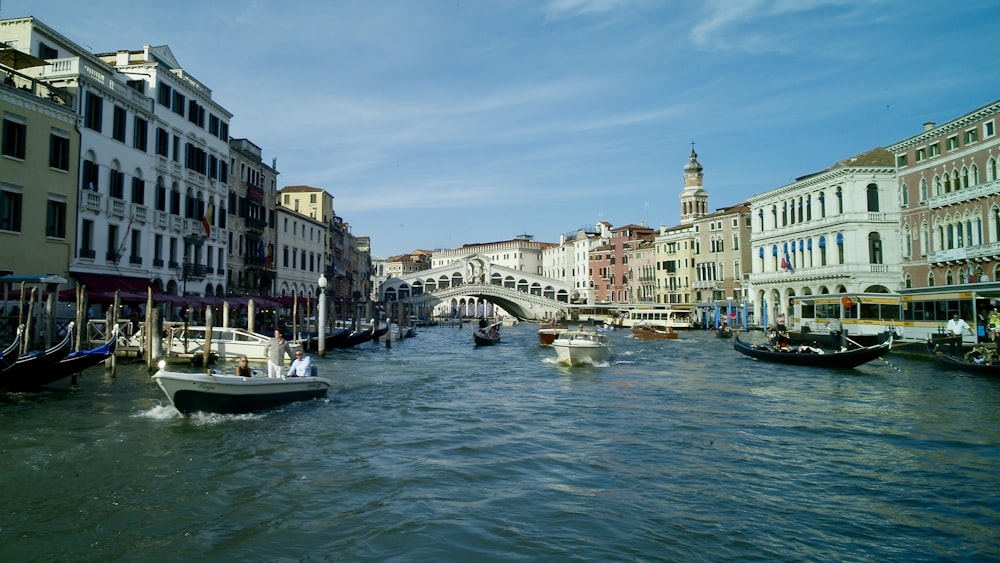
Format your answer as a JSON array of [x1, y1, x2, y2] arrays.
[[930, 241, 1000, 265], [107, 197, 127, 218], [80, 189, 102, 213], [927, 178, 1000, 209]]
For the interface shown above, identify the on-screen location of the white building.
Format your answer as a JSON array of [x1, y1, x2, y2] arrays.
[[274, 205, 327, 299], [0, 17, 232, 298], [746, 147, 901, 323]]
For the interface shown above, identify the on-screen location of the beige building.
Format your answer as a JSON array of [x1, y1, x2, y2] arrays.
[[1, 65, 79, 278]]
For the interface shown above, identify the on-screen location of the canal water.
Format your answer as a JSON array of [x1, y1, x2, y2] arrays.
[[1, 322, 998, 561]]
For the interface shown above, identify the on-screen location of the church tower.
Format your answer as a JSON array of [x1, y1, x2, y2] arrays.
[[679, 147, 709, 224]]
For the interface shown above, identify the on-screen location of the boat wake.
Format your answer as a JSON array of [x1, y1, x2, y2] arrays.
[[133, 404, 265, 424]]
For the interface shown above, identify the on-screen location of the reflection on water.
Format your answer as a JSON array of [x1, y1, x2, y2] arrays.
[[1, 322, 998, 561]]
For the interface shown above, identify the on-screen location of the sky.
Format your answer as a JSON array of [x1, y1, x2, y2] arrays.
[[8, 0, 1000, 258]]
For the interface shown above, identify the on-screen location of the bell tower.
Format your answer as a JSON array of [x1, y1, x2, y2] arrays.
[[679, 144, 709, 224]]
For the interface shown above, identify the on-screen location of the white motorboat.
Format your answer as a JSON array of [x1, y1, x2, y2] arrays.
[[550, 330, 614, 366], [152, 361, 331, 415], [164, 325, 300, 361]]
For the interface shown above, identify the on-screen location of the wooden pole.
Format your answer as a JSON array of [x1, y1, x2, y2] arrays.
[[248, 299, 256, 333], [203, 306, 214, 368], [146, 287, 154, 370]]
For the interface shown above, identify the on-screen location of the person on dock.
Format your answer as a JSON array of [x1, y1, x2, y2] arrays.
[[264, 329, 293, 378], [236, 355, 252, 377], [288, 349, 313, 377]]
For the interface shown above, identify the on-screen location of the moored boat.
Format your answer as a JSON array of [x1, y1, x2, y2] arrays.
[[551, 329, 614, 366], [152, 361, 332, 415], [0, 324, 23, 372], [733, 333, 892, 369], [164, 325, 300, 361], [0, 322, 75, 389]]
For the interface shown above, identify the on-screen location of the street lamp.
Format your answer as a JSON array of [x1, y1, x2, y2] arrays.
[[318, 273, 328, 358]]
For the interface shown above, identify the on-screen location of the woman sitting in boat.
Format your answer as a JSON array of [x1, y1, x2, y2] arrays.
[[236, 355, 252, 377]]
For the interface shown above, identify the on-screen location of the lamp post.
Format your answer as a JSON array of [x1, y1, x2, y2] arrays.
[[318, 273, 328, 358]]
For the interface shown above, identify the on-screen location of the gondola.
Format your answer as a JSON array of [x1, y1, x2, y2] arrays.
[[0, 324, 23, 372], [0, 322, 76, 389], [301, 327, 352, 352], [473, 322, 501, 346], [733, 333, 892, 369], [925, 340, 1000, 375], [716, 326, 733, 339]]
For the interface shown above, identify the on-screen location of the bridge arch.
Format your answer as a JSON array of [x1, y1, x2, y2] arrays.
[[380, 254, 571, 320]]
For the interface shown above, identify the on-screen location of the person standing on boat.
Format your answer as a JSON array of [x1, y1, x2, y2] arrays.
[[946, 313, 973, 356], [288, 349, 313, 377], [264, 329, 293, 378]]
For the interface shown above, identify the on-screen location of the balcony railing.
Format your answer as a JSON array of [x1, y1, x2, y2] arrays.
[[927, 178, 1000, 209]]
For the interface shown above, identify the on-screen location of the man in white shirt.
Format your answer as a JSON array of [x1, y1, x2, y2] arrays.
[[946, 313, 972, 356], [287, 349, 313, 377]]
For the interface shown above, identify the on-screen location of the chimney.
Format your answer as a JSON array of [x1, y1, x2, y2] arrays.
[[116, 50, 130, 66], [923, 121, 936, 131]]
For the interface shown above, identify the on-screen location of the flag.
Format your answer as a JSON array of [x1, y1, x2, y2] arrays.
[[265, 243, 273, 269], [782, 243, 793, 273], [202, 202, 213, 237]]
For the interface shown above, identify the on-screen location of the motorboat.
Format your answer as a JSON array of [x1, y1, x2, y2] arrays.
[[152, 361, 331, 415], [551, 330, 614, 366], [631, 323, 678, 340], [538, 320, 569, 346], [164, 325, 299, 361]]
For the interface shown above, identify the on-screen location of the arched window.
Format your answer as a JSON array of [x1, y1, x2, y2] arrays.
[[919, 178, 927, 201], [866, 184, 879, 212], [900, 183, 909, 206]]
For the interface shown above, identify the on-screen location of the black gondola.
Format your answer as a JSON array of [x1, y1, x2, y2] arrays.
[[925, 340, 1000, 375], [473, 322, 501, 346], [0, 324, 23, 372], [733, 333, 892, 369], [0, 322, 76, 389]]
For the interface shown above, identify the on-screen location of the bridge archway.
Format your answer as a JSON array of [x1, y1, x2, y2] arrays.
[[380, 254, 571, 320]]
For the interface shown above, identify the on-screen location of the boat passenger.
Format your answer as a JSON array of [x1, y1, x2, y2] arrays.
[[964, 344, 987, 365], [288, 349, 313, 377], [236, 355, 252, 377], [264, 329, 294, 378]]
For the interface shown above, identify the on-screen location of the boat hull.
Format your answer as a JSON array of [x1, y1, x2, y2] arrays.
[[153, 371, 331, 414], [551, 332, 614, 366]]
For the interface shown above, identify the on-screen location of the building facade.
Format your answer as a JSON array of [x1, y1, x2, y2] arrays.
[[1, 60, 79, 278], [747, 147, 901, 323], [888, 99, 1000, 289], [227, 138, 278, 296]]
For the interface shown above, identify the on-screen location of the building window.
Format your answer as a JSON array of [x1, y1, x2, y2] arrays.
[[915, 148, 925, 162], [112, 106, 126, 142], [946, 135, 959, 151], [900, 183, 909, 206], [929, 142, 940, 157], [0, 187, 23, 232], [110, 170, 125, 199], [131, 178, 145, 205], [85, 93, 103, 132], [965, 128, 978, 145], [896, 153, 908, 168], [155, 127, 169, 157], [984, 121, 995, 139], [49, 131, 70, 170], [46, 198, 66, 238], [866, 184, 879, 212], [80, 219, 94, 258], [133, 117, 148, 151], [2, 115, 26, 159]]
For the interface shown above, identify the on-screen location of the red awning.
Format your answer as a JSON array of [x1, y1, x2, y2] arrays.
[[73, 273, 153, 293]]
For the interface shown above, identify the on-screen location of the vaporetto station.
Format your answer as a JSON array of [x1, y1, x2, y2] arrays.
[[379, 254, 571, 321]]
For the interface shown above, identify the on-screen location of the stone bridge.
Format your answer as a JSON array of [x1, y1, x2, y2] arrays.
[[379, 256, 572, 320]]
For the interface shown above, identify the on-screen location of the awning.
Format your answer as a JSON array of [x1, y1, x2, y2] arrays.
[[0, 46, 51, 70], [73, 273, 154, 293]]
